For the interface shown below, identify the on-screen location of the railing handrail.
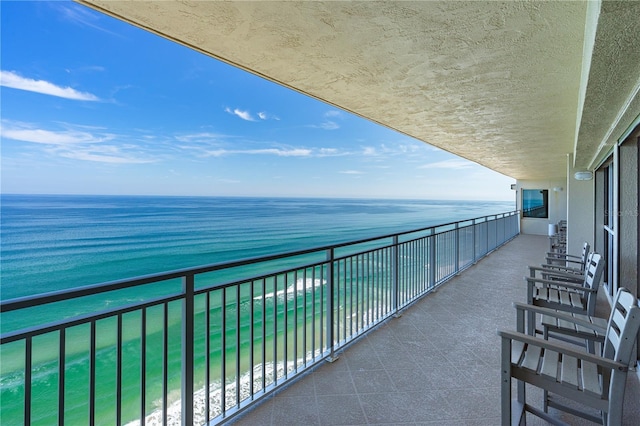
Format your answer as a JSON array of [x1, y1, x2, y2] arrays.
[[0, 210, 519, 314]]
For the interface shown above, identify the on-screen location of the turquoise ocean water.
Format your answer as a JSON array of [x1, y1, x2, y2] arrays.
[[0, 194, 514, 424]]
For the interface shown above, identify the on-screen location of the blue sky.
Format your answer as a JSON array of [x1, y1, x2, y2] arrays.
[[1, 1, 515, 201]]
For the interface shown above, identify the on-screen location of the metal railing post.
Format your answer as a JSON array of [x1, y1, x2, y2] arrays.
[[454, 223, 460, 274], [510, 213, 514, 237], [325, 248, 337, 362], [506, 214, 510, 240], [392, 235, 399, 316], [182, 274, 194, 426], [505, 214, 509, 240], [484, 220, 490, 256], [472, 219, 477, 264], [429, 228, 437, 287]]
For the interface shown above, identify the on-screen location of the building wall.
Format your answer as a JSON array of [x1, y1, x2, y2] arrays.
[[566, 154, 595, 255], [516, 178, 567, 235]]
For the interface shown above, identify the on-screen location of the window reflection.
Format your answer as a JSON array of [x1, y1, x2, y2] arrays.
[[522, 189, 549, 218]]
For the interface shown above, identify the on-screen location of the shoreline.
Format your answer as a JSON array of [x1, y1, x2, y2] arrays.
[[125, 356, 317, 426]]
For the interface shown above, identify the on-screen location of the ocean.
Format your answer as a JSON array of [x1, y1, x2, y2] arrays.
[[0, 194, 514, 425]]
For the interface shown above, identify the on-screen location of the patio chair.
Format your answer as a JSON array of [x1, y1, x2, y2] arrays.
[[513, 289, 629, 356], [524, 252, 604, 336], [543, 241, 590, 275], [548, 220, 567, 254], [499, 287, 640, 425], [528, 262, 586, 285], [526, 243, 591, 286]]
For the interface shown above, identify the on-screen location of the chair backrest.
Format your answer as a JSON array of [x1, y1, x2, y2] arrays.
[[602, 287, 640, 424], [583, 252, 604, 316], [603, 288, 640, 362], [579, 241, 591, 270]]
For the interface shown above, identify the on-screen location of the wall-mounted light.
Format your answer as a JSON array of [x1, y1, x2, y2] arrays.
[[574, 171, 593, 181], [510, 184, 516, 190], [553, 187, 563, 192]]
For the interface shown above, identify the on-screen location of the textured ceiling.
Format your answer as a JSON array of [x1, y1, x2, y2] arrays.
[[77, 1, 640, 180], [575, 0, 640, 170]]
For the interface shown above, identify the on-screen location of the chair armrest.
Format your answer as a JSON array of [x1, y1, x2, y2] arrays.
[[524, 276, 597, 294], [540, 264, 584, 274], [545, 252, 582, 260], [544, 257, 584, 267], [497, 329, 627, 372], [512, 302, 607, 335], [527, 267, 584, 282]]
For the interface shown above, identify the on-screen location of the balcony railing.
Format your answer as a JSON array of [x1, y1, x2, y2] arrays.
[[1, 210, 519, 425], [522, 204, 548, 218]]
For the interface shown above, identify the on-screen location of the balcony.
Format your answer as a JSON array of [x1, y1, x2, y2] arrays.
[[2, 214, 638, 425], [233, 234, 640, 426]]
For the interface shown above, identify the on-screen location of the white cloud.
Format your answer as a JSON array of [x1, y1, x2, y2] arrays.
[[201, 149, 227, 157], [362, 146, 377, 156], [225, 107, 281, 122], [225, 107, 256, 121], [340, 170, 365, 175], [419, 159, 477, 169], [73, 65, 106, 73], [1, 123, 112, 145], [249, 148, 311, 157], [306, 110, 344, 130], [58, 146, 154, 164], [318, 148, 342, 157], [234, 109, 254, 121], [316, 121, 339, 130], [204, 147, 312, 157], [396, 144, 422, 154], [0, 70, 100, 101], [56, 3, 122, 37], [175, 132, 227, 143], [1, 121, 156, 164], [323, 121, 339, 130], [360, 144, 423, 158]]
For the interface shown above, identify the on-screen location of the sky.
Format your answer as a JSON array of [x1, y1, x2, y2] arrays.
[[1, 1, 515, 201]]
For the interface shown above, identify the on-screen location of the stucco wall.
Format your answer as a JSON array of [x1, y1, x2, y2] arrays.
[[566, 154, 595, 255], [516, 178, 567, 235]]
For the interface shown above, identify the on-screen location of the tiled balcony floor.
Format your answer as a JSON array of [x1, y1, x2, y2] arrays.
[[229, 234, 640, 425]]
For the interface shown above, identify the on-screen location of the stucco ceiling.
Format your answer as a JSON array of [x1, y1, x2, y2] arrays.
[[77, 1, 640, 181]]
